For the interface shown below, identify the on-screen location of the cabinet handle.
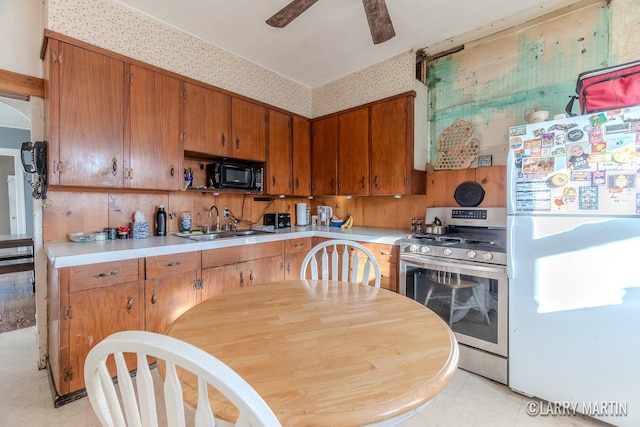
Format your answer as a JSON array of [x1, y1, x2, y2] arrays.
[[221, 133, 225, 147], [380, 251, 392, 255], [236, 137, 240, 150], [92, 270, 119, 278], [239, 271, 244, 287], [272, 176, 276, 186], [112, 157, 118, 176], [295, 178, 299, 189], [374, 175, 379, 188], [287, 263, 291, 273], [295, 242, 303, 248], [361, 176, 365, 188], [164, 261, 183, 268], [381, 274, 391, 278], [151, 290, 157, 308], [170, 167, 175, 177], [249, 271, 254, 282], [126, 295, 133, 314]]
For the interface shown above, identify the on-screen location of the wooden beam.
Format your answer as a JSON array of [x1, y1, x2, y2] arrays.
[[0, 69, 44, 100]]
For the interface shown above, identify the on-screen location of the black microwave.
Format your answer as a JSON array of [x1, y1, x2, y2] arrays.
[[206, 161, 263, 191]]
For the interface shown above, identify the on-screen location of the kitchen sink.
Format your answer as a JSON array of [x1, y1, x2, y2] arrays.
[[179, 229, 270, 241]]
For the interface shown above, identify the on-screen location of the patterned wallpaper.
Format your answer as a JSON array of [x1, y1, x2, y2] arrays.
[[45, 0, 414, 118], [311, 51, 416, 118]]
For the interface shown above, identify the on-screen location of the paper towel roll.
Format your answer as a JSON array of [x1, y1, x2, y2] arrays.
[[296, 203, 307, 225]]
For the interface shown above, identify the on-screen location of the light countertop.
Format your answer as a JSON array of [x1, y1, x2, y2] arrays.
[[45, 226, 410, 268]]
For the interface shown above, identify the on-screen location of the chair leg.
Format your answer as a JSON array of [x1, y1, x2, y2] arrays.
[[448, 288, 456, 327], [423, 283, 435, 307], [471, 286, 490, 325]]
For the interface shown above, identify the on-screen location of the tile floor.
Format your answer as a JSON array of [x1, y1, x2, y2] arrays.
[[0, 326, 612, 427]]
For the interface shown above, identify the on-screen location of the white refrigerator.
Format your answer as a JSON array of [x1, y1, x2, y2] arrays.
[[507, 107, 640, 426]]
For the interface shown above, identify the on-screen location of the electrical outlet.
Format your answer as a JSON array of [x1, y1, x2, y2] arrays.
[[223, 207, 230, 218]]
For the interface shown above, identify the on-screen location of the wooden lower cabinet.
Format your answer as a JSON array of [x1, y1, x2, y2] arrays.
[[284, 237, 313, 280], [313, 237, 399, 292], [358, 242, 398, 292], [144, 252, 200, 335], [201, 241, 284, 300], [48, 258, 143, 403]]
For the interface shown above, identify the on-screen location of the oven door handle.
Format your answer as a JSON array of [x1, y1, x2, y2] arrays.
[[401, 257, 506, 275]]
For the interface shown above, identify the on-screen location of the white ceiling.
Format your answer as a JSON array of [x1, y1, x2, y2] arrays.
[[112, 0, 582, 88]]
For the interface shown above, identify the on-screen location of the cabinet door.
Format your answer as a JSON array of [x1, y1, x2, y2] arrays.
[[311, 115, 338, 195], [370, 97, 412, 195], [338, 108, 369, 195], [267, 109, 292, 195], [128, 65, 181, 190], [292, 116, 312, 196], [68, 280, 139, 393], [284, 237, 313, 280], [231, 98, 267, 161], [182, 82, 230, 157], [201, 256, 283, 300], [145, 271, 198, 334], [54, 42, 125, 187]]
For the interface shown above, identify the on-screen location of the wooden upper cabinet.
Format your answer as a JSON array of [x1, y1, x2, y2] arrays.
[[50, 41, 125, 187], [127, 65, 182, 190], [292, 116, 311, 196], [371, 96, 412, 195], [267, 109, 292, 195], [311, 115, 338, 195], [182, 82, 230, 157], [425, 166, 505, 207], [337, 107, 369, 195], [231, 97, 267, 161]]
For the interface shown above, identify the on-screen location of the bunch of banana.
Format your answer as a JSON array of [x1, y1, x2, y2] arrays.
[[340, 215, 354, 229]]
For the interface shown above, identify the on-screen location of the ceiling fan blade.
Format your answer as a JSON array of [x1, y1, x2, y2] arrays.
[[362, 0, 395, 44], [266, 0, 319, 28]]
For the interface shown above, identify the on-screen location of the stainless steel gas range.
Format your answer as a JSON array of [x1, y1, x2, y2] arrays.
[[399, 207, 508, 384]]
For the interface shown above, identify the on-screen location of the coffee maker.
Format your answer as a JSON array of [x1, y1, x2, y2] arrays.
[[317, 206, 333, 227]]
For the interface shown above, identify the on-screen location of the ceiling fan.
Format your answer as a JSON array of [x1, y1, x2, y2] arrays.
[[266, 0, 395, 45]]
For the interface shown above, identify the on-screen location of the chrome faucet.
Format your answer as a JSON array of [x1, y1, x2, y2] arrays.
[[208, 205, 220, 232]]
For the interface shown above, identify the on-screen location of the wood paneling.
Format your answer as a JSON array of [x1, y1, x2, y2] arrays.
[[425, 166, 506, 207], [0, 68, 44, 99]]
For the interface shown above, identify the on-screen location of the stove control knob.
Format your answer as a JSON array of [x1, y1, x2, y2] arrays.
[[482, 252, 494, 261], [419, 246, 431, 254], [409, 244, 418, 253], [443, 248, 453, 256], [467, 250, 477, 259]]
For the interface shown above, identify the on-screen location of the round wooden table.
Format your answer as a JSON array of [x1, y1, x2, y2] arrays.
[[166, 280, 458, 426]]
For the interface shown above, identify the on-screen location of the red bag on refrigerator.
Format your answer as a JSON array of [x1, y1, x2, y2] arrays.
[[565, 60, 640, 116]]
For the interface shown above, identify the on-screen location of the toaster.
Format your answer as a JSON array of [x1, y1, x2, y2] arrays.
[[263, 213, 291, 229]]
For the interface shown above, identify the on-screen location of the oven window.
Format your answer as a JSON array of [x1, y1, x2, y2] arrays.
[[405, 265, 499, 344]]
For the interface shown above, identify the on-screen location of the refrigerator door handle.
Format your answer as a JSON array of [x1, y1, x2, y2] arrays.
[[507, 215, 515, 279], [506, 148, 515, 215]]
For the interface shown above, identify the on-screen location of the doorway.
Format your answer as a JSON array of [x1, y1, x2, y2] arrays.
[[0, 99, 35, 333]]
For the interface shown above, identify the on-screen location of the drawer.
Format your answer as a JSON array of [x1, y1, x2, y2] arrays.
[[358, 242, 397, 263], [68, 259, 139, 293], [145, 252, 198, 279], [285, 237, 313, 255], [202, 241, 283, 269]]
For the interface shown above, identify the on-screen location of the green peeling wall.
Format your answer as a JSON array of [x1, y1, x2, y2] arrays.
[[425, 1, 611, 166]]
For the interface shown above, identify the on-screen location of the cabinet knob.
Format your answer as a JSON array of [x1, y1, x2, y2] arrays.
[[126, 295, 133, 314], [170, 167, 175, 177], [221, 133, 226, 147], [236, 138, 240, 150], [239, 271, 244, 286], [112, 157, 118, 176], [150, 290, 157, 308], [92, 270, 118, 278]]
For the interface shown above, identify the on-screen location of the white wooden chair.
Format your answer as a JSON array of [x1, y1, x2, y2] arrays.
[[300, 239, 381, 287], [84, 330, 281, 427]]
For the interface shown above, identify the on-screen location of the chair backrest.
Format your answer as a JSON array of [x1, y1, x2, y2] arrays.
[[84, 330, 281, 427], [299, 239, 381, 288]]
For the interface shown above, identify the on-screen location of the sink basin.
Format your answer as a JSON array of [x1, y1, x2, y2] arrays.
[[180, 229, 270, 241], [186, 233, 230, 241]]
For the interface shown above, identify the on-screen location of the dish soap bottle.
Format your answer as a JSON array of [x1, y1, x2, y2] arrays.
[[155, 205, 166, 236]]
